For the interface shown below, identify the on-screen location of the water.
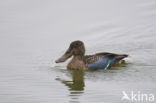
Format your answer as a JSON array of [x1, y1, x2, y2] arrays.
[[0, 0, 156, 103]]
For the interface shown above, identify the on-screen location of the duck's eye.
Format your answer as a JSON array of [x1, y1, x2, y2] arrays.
[[75, 42, 82, 47], [75, 43, 79, 46], [70, 41, 82, 48]]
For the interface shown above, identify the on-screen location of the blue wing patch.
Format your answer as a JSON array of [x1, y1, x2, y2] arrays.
[[88, 57, 115, 70]]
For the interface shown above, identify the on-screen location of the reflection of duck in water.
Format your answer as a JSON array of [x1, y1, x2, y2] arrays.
[[56, 70, 84, 91], [56, 40, 128, 70], [56, 70, 84, 102]]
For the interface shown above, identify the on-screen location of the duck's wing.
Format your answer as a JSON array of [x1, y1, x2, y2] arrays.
[[85, 52, 128, 70]]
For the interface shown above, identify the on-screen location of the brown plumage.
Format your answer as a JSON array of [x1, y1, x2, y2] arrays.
[[55, 40, 128, 70]]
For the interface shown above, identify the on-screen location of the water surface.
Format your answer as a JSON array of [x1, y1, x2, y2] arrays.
[[0, 0, 156, 103]]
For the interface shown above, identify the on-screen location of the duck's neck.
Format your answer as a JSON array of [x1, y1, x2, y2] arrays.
[[67, 55, 87, 70], [73, 55, 84, 60]]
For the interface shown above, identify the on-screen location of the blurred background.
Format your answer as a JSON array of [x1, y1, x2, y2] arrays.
[[0, 0, 156, 103]]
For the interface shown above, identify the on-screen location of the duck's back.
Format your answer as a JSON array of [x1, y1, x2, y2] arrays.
[[84, 52, 128, 70]]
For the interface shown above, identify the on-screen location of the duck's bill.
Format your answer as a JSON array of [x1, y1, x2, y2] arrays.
[[55, 48, 72, 63], [55, 55, 69, 63]]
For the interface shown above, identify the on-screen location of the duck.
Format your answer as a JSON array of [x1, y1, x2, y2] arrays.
[[55, 40, 128, 70]]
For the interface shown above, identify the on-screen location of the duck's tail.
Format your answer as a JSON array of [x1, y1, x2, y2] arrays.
[[115, 54, 128, 63]]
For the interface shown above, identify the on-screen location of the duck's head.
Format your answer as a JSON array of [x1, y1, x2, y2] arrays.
[[55, 40, 85, 63]]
